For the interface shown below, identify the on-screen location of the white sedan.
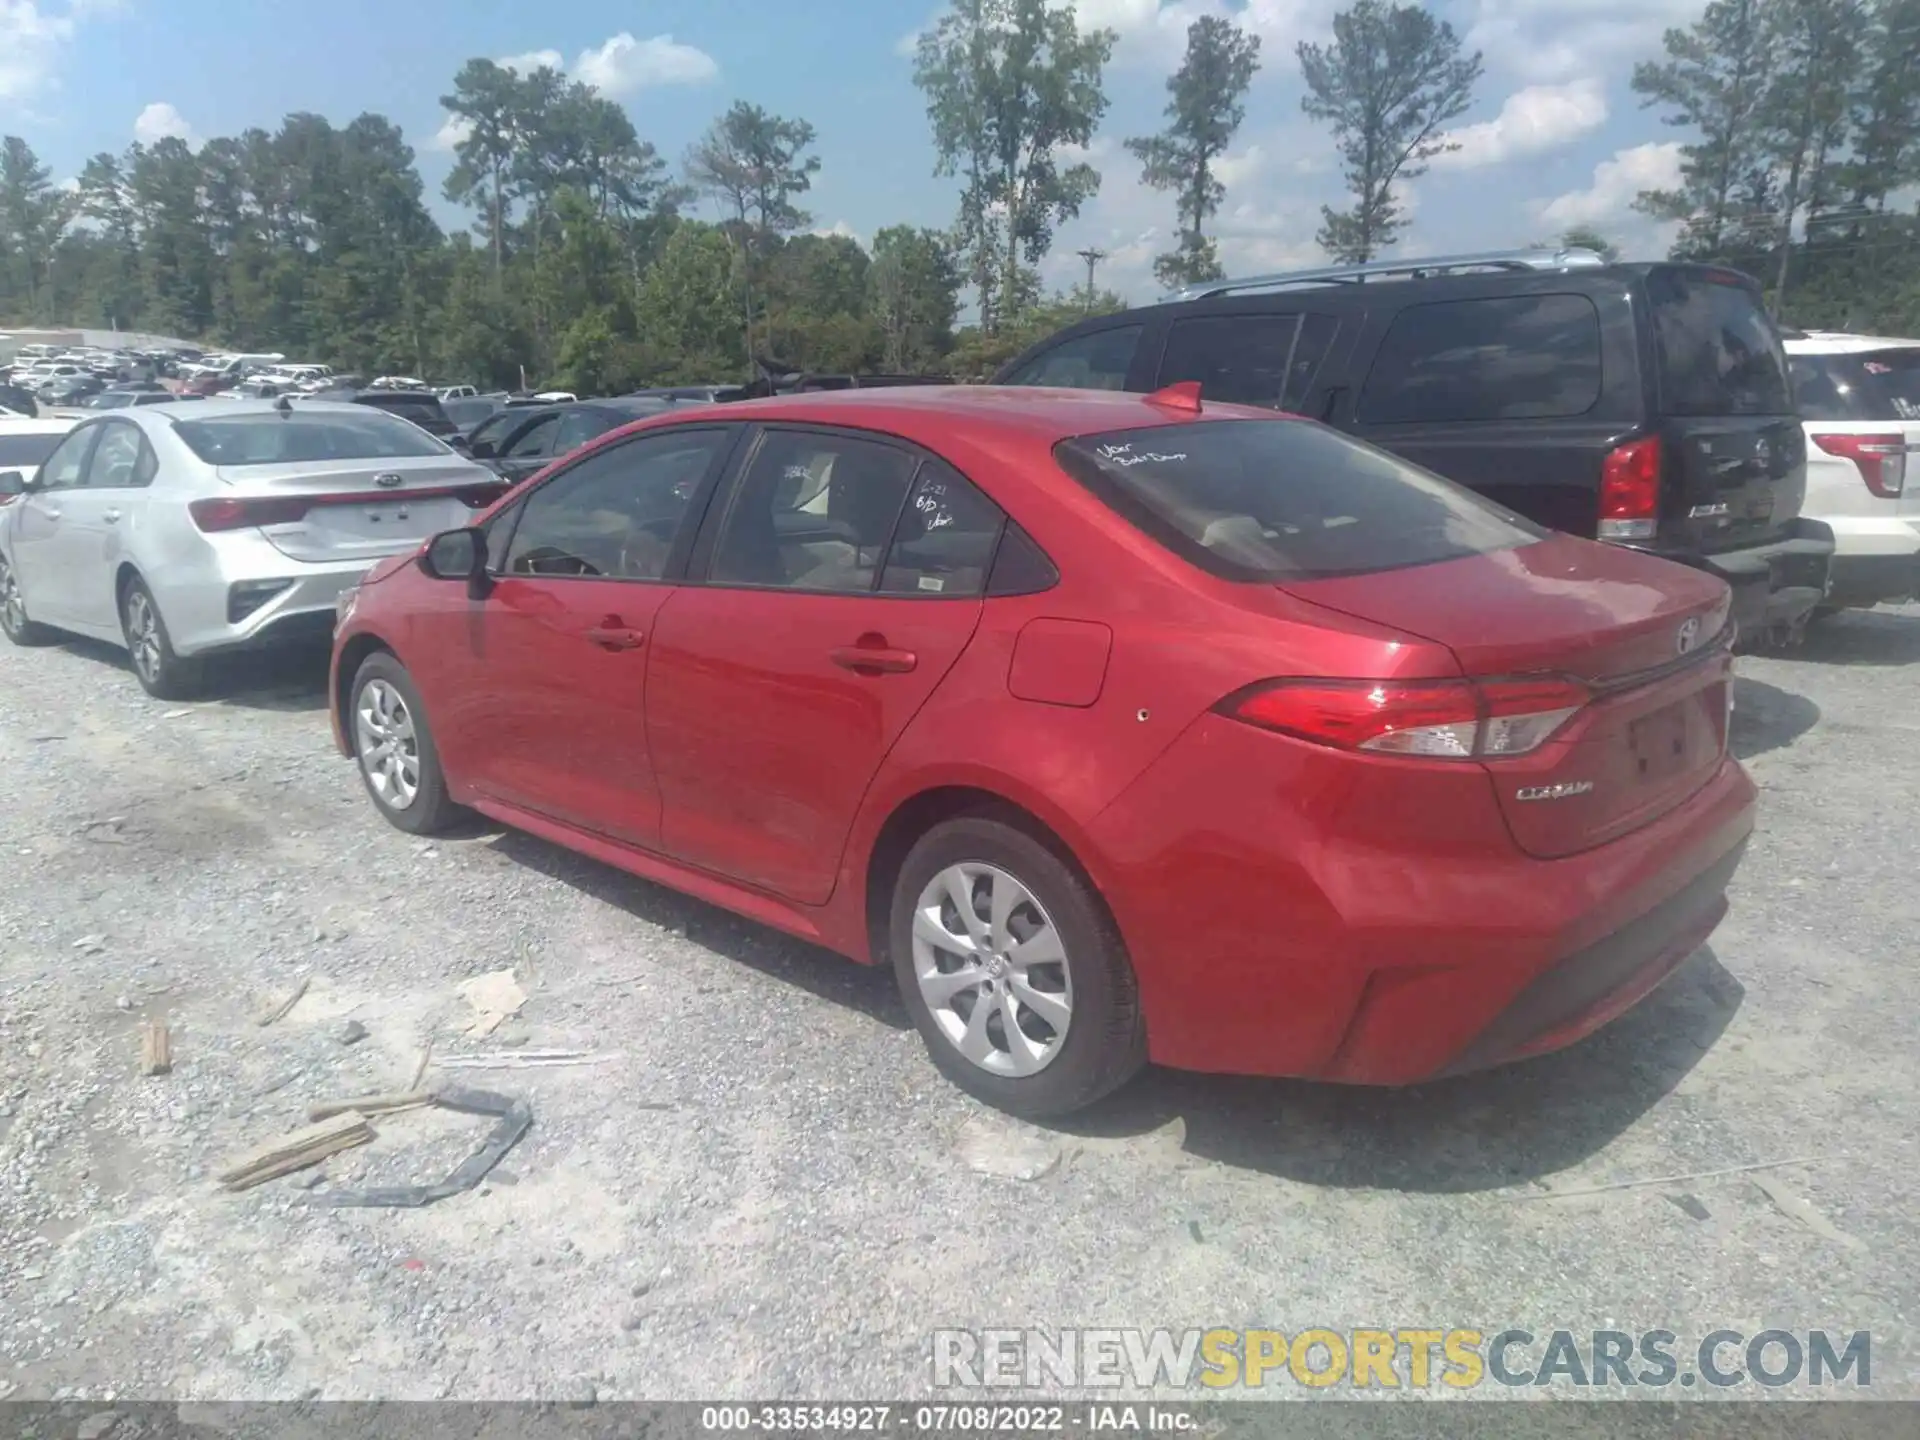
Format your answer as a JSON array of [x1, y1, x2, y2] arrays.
[[0, 400, 507, 698]]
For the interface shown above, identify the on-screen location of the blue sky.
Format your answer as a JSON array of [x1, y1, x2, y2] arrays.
[[1, 0, 1700, 301]]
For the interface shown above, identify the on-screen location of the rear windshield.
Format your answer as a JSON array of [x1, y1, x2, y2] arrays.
[[357, 394, 454, 433], [0, 432, 65, 470], [1648, 268, 1793, 416], [1791, 348, 1920, 422], [173, 411, 449, 465], [1055, 418, 1542, 580]]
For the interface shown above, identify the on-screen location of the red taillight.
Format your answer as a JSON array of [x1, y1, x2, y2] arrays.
[[1599, 436, 1662, 540], [1813, 432, 1906, 498], [188, 482, 505, 533], [188, 495, 310, 531], [1224, 677, 1588, 759]]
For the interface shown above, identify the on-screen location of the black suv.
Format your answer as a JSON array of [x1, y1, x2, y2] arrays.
[[996, 250, 1833, 641]]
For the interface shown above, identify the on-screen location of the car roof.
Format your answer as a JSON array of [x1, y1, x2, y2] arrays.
[[0, 417, 78, 436], [1784, 332, 1920, 355]]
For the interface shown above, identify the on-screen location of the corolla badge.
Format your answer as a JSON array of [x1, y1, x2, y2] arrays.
[[1676, 616, 1702, 654], [1515, 781, 1595, 802], [374, 473, 404, 489]]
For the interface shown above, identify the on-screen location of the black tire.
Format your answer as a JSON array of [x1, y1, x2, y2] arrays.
[[889, 814, 1146, 1118], [0, 549, 56, 646], [348, 651, 464, 835], [118, 575, 204, 699]]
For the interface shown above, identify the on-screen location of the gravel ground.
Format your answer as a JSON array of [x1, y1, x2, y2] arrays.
[[0, 612, 1915, 1405]]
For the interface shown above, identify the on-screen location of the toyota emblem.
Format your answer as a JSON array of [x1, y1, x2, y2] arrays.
[[374, 472, 404, 489], [1676, 616, 1701, 655]]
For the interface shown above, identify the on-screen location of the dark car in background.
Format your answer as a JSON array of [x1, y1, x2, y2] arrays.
[[312, 386, 460, 442], [996, 249, 1833, 644], [466, 396, 675, 484], [444, 395, 508, 434], [0, 383, 37, 416]]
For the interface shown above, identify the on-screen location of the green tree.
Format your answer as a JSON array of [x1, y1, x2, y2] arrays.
[[635, 221, 747, 381], [0, 137, 76, 321], [1127, 15, 1262, 290], [1557, 224, 1621, 261], [685, 101, 821, 360], [1297, 0, 1482, 263], [440, 59, 524, 273], [1631, 0, 1776, 258], [1758, 0, 1866, 311], [914, 0, 1116, 331], [869, 225, 961, 371], [1842, 0, 1920, 207]]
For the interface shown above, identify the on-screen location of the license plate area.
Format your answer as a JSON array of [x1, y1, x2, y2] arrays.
[[1629, 702, 1692, 783]]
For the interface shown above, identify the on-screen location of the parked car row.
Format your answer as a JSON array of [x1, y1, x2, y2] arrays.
[[0, 250, 1898, 1118]]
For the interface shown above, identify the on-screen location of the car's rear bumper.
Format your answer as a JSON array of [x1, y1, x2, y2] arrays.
[[1691, 519, 1835, 636], [1810, 516, 1920, 607], [1085, 715, 1757, 1083], [167, 532, 396, 658]]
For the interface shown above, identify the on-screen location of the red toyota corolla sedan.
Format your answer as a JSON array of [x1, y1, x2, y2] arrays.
[[329, 385, 1755, 1116]]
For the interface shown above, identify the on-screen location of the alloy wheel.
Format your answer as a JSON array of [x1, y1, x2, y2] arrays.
[[911, 862, 1073, 1077], [355, 677, 421, 810], [124, 589, 163, 682], [0, 556, 25, 636]]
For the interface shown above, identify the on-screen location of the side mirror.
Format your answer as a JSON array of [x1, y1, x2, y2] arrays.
[[420, 527, 490, 598], [467, 437, 496, 460], [0, 470, 30, 498]]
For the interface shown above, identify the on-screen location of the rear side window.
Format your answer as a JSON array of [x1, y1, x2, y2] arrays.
[[1157, 314, 1339, 410], [711, 429, 916, 592], [173, 412, 448, 464], [1358, 295, 1603, 423], [1648, 268, 1792, 416], [1003, 326, 1143, 391], [879, 459, 1005, 597], [1055, 419, 1541, 581]]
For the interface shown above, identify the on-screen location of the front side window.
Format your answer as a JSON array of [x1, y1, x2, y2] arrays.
[[1055, 418, 1542, 581], [501, 429, 726, 580], [554, 410, 616, 455], [35, 427, 98, 491], [173, 412, 448, 465], [1358, 294, 1603, 424], [504, 413, 561, 459], [1002, 325, 1144, 391], [710, 429, 917, 592]]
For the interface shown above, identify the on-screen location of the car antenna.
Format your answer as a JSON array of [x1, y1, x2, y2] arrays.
[[1145, 381, 1203, 413], [273, 394, 293, 417]]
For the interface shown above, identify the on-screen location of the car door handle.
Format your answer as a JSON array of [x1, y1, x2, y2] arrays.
[[103, 509, 121, 523], [830, 644, 918, 674], [583, 625, 645, 651], [39, 505, 60, 520]]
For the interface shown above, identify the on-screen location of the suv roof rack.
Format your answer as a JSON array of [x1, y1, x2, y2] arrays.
[[1175, 247, 1610, 300]]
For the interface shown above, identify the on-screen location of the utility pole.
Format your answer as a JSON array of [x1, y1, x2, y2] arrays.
[[1075, 246, 1107, 312]]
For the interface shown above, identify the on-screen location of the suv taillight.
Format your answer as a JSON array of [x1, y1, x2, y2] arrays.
[[1221, 677, 1588, 759], [1599, 436, 1662, 540], [1813, 432, 1906, 498]]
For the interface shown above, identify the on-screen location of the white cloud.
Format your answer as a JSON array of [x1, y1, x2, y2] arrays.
[[813, 219, 861, 242], [1431, 78, 1607, 171], [496, 48, 563, 75], [573, 32, 718, 98], [133, 101, 195, 146], [1213, 143, 1266, 189], [1536, 140, 1684, 257], [0, 0, 78, 105], [1463, 0, 1700, 85], [1069, 0, 1337, 57], [430, 115, 472, 154]]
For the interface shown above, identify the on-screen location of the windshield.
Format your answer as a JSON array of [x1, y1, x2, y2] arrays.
[[1055, 418, 1542, 580], [1648, 268, 1793, 416], [173, 410, 450, 465]]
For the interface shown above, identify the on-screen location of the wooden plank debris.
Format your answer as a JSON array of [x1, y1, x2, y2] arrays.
[[217, 1111, 372, 1191], [139, 1018, 172, 1076], [254, 976, 310, 1028]]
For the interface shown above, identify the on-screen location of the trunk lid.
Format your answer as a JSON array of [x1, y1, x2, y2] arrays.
[[1656, 414, 1808, 553], [1282, 534, 1734, 858], [215, 456, 504, 563]]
